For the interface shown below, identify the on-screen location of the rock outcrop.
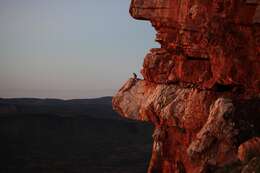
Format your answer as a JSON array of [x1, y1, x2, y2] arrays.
[[113, 0, 260, 172]]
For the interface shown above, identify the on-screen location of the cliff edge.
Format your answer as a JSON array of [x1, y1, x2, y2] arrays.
[[113, 1, 260, 172]]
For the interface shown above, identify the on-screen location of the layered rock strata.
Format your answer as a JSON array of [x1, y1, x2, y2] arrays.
[[113, 0, 260, 172]]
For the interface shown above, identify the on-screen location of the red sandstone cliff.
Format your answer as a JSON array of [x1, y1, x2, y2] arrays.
[[113, 0, 260, 172]]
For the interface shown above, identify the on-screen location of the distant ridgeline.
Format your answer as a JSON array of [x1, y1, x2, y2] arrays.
[[0, 97, 120, 119]]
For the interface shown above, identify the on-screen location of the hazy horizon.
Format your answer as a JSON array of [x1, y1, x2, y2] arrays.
[[0, 0, 158, 99], [0, 88, 116, 99]]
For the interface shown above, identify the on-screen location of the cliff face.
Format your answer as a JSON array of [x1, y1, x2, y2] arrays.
[[113, 1, 260, 173]]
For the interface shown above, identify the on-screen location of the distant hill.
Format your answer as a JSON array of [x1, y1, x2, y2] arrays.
[[0, 97, 153, 173], [0, 97, 121, 120]]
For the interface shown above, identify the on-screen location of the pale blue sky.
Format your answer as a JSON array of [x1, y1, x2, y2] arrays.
[[0, 0, 157, 99]]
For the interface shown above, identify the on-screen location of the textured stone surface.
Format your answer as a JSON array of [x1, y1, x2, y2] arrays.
[[187, 98, 238, 165], [131, 0, 260, 95], [113, 0, 260, 172], [113, 79, 259, 172], [238, 137, 260, 162]]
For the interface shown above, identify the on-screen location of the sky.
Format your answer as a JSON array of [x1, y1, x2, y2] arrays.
[[0, 0, 158, 99]]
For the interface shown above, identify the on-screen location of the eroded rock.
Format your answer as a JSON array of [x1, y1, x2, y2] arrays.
[[113, 0, 260, 172], [131, 0, 260, 95], [238, 137, 260, 162], [187, 98, 238, 166]]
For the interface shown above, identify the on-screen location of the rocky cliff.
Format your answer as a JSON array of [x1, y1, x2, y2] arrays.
[[113, 0, 260, 172]]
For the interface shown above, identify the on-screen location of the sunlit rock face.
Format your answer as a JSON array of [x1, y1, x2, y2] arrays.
[[130, 0, 260, 95], [113, 0, 260, 172]]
